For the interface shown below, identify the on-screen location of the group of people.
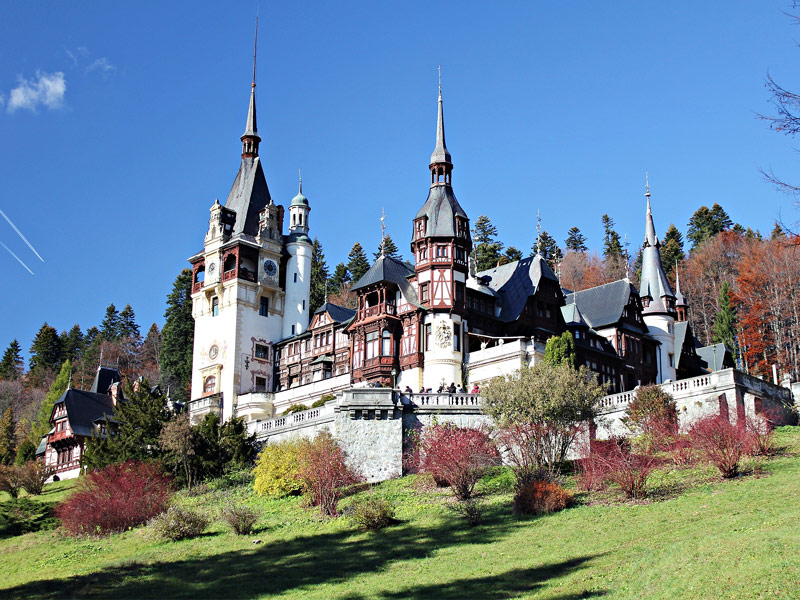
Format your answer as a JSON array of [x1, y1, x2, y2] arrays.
[[402, 382, 481, 395]]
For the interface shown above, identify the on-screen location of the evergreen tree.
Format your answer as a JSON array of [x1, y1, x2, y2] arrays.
[[771, 222, 786, 240], [0, 340, 23, 380], [533, 231, 563, 271], [28, 323, 62, 373], [374, 235, 402, 261], [31, 359, 71, 443], [189, 413, 257, 481], [328, 262, 350, 294], [310, 237, 329, 315], [660, 224, 685, 280], [160, 269, 194, 404], [712, 281, 737, 356], [60, 325, 85, 364], [118, 304, 141, 343], [565, 227, 588, 252], [0, 405, 16, 465], [14, 439, 36, 465], [543, 332, 577, 369], [601, 214, 623, 262], [83, 378, 169, 470], [100, 303, 121, 340], [472, 215, 504, 272], [346, 242, 370, 284], [141, 324, 162, 370], [687, 203, 732, 250], [504, 246, 522, 262], [84, 326, 100, 348]]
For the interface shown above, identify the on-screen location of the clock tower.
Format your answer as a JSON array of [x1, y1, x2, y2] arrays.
[[187, 40, 291, 424]]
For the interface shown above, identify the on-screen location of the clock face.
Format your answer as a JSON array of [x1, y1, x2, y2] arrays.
[[209, 345, 219, 360], [264, 260, 277, 276], [207, 262, 217, 275]]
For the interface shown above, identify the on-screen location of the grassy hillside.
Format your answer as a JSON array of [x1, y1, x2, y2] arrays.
[[2, 428, 799, 599]]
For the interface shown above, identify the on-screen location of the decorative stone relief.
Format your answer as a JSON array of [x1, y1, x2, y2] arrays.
[[435, 321, 452, 348]]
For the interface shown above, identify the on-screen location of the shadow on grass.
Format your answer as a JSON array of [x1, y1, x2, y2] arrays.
[[1, 502, 604, 599]]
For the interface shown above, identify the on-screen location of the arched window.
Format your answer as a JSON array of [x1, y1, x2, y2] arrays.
[[381, 329, 391, 356], [223, 254, 237, 273], [204, 376, 216, 394], [194, 266, 205, 283]]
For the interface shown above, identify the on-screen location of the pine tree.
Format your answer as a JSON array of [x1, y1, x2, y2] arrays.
[[83, 378, 169, 469], [328, 262, 350, 294], [346, 242, 370, 284], [660, 224, 685, 280], [31, 359, 71, 443], [374, 235, 402, 261], [160, 270, 194, 403], [28, 323, 62, 373], [712, 281, 737, 356], [100, 303, 121, 340], [118, 304, 141, 343], [504, 246, 522, 262], [771, 222, 786, 240], [310, 237, 329, 315], [533, 231, 563, 271], [687, 203, 732, 250], [84, 326, 100, 348], [472, 215, 504, 272], [565, 227, 588, 252], [141, 324, 162, 370], [0, 340, 23, 380], [0, 405, 16, 465], [59, 325, 85, 363], [601, 214, 623, 262]]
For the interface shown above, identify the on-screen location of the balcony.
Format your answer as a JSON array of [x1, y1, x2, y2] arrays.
[[192, 280, 204, 294], [362, 303, 397, 319], [221, 268, 257, 283], [187, 393, 223, 425]]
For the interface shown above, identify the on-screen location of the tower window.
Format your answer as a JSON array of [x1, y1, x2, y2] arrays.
[[291, 325, 296, 335], [203, 376, 216, 394], [255, 344, 268, 359], [381, 329, 391, 356], [420, 283, 429, 303], [211, 297, 219, 316], [303, 300, 306, 310], [424, 323, 432, 351], [454, 323, 461, 352], [255, 377, 267, 392], [259, 297, 269, 317], [294, 273, 298, 283], [436, 245, 448, 258]]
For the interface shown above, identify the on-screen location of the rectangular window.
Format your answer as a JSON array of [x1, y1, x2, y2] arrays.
[[259, 296, 269, 317], [255, 376, 267, 392], [291, 325, 296, 335], [302, 300, 306, 310], [294, 273, 298, 283], [211, 297, 219, 317], [454, 323, 461, 352], [420, 283, 429, 303], [419, 246, 428, 261], [425, 323, 432, 351], [436, 245, 447, 257], [255, 344, 268, 359], [455, 247, 466, 261], [455, 282, 465, 303]]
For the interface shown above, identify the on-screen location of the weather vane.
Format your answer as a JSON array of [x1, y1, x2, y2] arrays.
[[380, 208, 386, 256], [536, 209, 542, 256]]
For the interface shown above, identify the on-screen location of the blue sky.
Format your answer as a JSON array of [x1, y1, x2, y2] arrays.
[[1, 1, 798, 360]]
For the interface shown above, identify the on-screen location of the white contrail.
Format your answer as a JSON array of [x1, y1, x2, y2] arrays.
[[0, 209, 44, 262], [0, 241, 34, 275]]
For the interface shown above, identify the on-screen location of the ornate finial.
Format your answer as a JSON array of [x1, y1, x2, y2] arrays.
[[252, 17, 258, 88], [298, 169, 302, 194], [324, 280, 328, 303], [536, 209, 542, 256], [438, 65, 441, 94], [98, 346, 104, 368], [623, 233, 631, 281], [645, 170, 650, 198], [67, 371, 73, 389], [380, 208, 387, 257]]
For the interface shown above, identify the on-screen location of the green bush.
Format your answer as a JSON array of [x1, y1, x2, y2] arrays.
[[221, 503, 259, 535], [312, 394, 336, 408], [149, 506, 209, 541], [253, 439, 304, 497], [347, 494, 396, 531], [283, 404, 309, 416], [208, 468, 254, 491], [0, 498, 58, 535]]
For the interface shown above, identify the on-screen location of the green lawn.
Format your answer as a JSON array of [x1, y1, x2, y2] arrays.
[[2, 428, 800, 599]]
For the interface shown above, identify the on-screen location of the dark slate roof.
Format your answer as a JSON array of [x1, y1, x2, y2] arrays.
[[414, 185, 470, 240], [674, 321, 690, 369], [475, 255, 559, 322], [696, 343, 729, 372], [561, 302, 587, 327], [565, 279, 637, 329], [56, 389, 115, 438], [352, 255, 414, 291], [225, 157, 272, 238], [315, 302, 356, 324], [90, 367, 121, 395], [35, 436, 48, 455]]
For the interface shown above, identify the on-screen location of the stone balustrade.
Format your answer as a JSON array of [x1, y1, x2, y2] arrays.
[[410, 393, 482, 407], [248, 402, 336, 437]]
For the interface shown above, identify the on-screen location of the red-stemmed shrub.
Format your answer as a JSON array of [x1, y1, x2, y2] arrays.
[[666, 434, 694, 466], [495, 423, 580, 487], [580, 437, 660, 499], [297, 431, 362, 517], [419, 424, 499, 500], [512, 480, 573, 515], [575, 439, 617, 491], [56, 461, 173, 536], [745, 410, 779, 457], [688, 416, 750, 478]]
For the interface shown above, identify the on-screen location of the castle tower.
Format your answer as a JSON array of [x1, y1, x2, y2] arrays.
[[188, 31, 287, 423], [674, 263, 688, 323], [282, 174, 313, 338], [638, 177, 678, 382], [411, 77, 472, 390]]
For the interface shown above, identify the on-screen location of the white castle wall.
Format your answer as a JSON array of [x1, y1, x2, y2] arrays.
[[283, 241, 312, 338]]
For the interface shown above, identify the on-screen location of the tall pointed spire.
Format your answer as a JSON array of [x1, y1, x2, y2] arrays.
[[638, 175, 675, 315], [644, 171, 658, 247], [241, 17, 261, 158], [536, 209, 542, 256], [429, 66, 452, 185]]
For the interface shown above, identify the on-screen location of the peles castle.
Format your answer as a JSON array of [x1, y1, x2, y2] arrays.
[[185, 64, 795, 479]]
